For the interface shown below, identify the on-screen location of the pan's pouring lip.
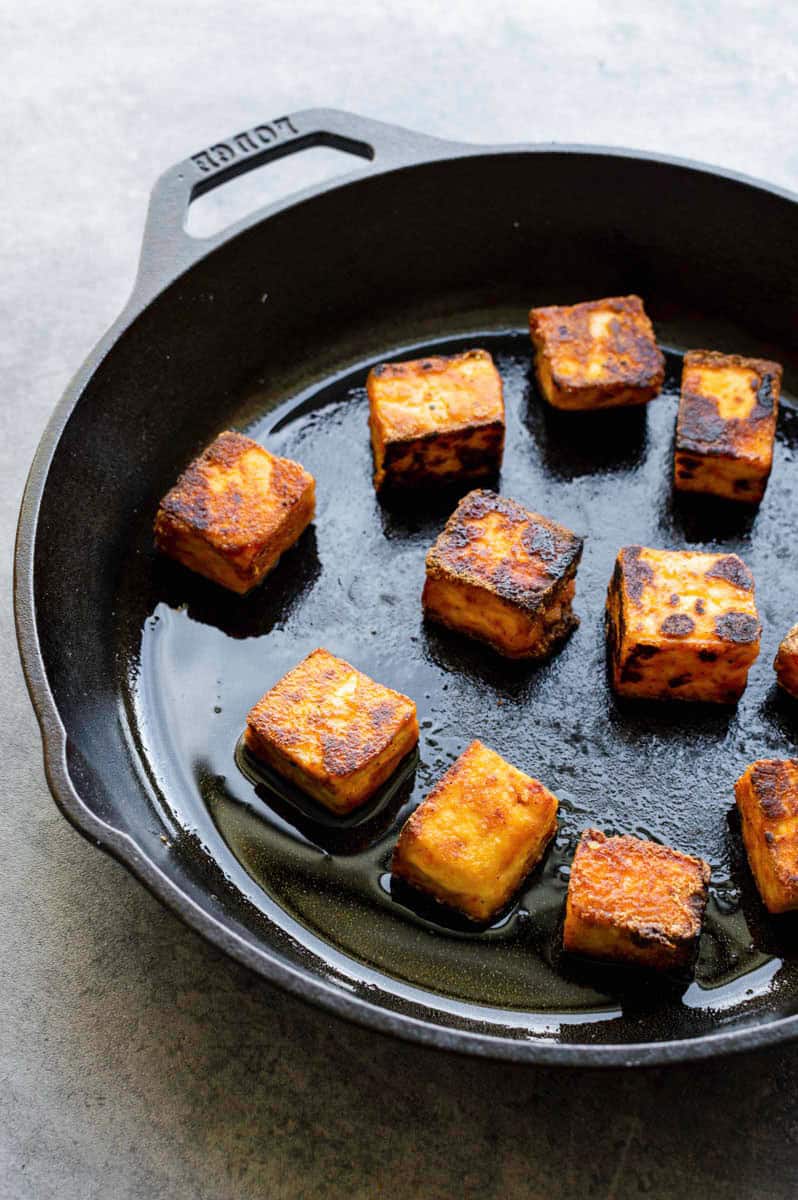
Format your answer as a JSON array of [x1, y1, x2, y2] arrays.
[[14, 121, 798, 1067]]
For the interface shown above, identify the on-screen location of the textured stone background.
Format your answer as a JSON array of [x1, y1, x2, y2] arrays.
[[3, 2, 798, 1196]]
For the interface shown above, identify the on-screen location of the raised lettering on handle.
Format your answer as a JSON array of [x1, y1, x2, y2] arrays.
[[190, 116, 301, 175]]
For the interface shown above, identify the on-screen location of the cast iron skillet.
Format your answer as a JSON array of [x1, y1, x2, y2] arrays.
[[15, 109, 798, 1067]]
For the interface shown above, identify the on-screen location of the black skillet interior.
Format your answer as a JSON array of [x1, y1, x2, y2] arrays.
[[23, 114, 798, 1063]]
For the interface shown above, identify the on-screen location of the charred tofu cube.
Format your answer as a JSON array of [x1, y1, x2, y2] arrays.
[[674, 350, 782, 504], [529, 295, 665, 411], [392, 739, 559, 922], [735, 759, 798, 914], [367, 349, 504, 490], [423, 489, 583, 660], [245, 649, 418, 814], [563, 829, 710, 970], [154, 430, 315, 594], [606, 546, 761, 703], [775, 623, 798, 700]]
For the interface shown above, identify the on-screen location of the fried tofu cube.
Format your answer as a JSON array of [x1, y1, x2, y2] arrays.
[[735, 759, 798, 914], [674, 350, 782, 504], [563, 829, 710, 970], [422, 489, 583, 660], [392, 740, 559, 922], [528, 294, 665, 411], [154, 430, 315, 594], [606, 546, 761, 703], [367, 349, 504, 490], [775, 623, 798, 699], [244, 649, 418, 814]]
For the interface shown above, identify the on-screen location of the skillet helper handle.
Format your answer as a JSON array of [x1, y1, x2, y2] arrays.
[[133, 108, 454, 300]]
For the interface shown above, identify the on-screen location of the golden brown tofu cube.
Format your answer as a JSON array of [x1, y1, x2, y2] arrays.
[[245, 649, 418, 814], [392, 739, 559, 922], [423, 489, 583, 660], [674, 350, 782, 504], [528, 294, 665, 411], [606, 546, 761, 703], [775, 623, 798, 700], [563, 829, 710, 970], [154, 430, 315, 594], [735, 759, 798, 914], [367, 349, 504, 490]]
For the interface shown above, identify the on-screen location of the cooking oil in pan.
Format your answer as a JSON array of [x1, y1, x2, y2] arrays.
[[130, 332, 798, 1035]]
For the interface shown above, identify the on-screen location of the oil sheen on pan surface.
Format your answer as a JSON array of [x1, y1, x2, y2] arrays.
[[123, 329, 798, 1045]]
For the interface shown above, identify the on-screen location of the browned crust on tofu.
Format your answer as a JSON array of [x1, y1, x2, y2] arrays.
[[367, 349, 505, 490], [244, 648, 419, 813], [605, 545, 761, 703], [735, 759, 798, 913], [529, 295, 665, 411], [677, 350, 782, 455], [425, 490, 583, 613], [423, 489, 583, 660], [563, 829, 710, 970], [775, 623, 798, 700], [154, 430, 316, 594], [391, 739, 559, 922], [704, 554, 755, 592], [423, 573, 578, 661], [674, 350, 782, 504], [375, 423, 505, 490]]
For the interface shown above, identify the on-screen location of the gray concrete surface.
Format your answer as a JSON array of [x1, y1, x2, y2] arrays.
[[3, 2, 798, 1196]]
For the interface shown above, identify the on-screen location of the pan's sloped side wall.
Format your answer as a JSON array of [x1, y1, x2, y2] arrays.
[[28, 152, 798, 1058]]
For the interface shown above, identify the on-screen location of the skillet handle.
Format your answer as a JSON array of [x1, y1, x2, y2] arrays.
[[132, 108, 456, 301]]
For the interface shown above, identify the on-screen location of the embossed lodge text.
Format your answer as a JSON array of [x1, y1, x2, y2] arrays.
[[191, 117, 300, 174]]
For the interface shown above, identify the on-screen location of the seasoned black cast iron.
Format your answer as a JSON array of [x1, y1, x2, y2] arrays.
[[15, 109, 798, 1066]]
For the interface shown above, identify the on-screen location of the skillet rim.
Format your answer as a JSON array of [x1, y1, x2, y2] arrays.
[[15, 111, 798, 1067]]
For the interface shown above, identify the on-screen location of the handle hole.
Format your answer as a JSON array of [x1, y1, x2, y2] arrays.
[[185, 143, 371, 238]]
